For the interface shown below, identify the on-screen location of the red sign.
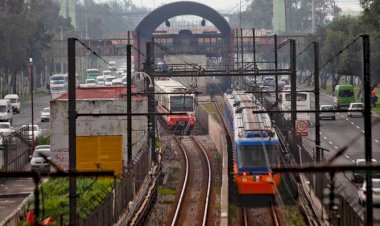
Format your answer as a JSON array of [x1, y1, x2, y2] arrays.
[[295, 120, 308, 136]]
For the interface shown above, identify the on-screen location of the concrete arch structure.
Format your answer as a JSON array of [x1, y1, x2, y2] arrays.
[[134, 1, 232, 70]]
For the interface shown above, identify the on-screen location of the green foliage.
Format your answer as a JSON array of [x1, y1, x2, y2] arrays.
[[21, 178, 114, 224], [158, 187, 176, 195], [35, 135, 50, 145]]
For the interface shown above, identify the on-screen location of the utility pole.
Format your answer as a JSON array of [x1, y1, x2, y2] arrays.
[[68, 37, 77, 225], [290, 40, 297, 131], [29, 58, 35, 153], [274, 34, 278, 105], [127, 45, 132, 168], [362, 34, 373, 226], [312, 0, 316, 33], [314, 42, 321, 162], [146, 42, 156, 165]]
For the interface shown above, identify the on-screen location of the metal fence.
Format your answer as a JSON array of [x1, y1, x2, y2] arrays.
[[1, 129, 30, 173], [78, 147, 150, 226]]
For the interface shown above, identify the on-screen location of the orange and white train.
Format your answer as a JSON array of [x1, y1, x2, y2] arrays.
[[155, 78, 195, 134]]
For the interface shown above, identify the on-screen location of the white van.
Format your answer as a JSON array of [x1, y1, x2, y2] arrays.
[[0, 99, 13, 123], [4, 94, 21, 113]]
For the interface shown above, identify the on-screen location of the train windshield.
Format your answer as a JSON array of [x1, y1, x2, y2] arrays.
[[236, 145, 277, 170], [170, 96, 193, 112]]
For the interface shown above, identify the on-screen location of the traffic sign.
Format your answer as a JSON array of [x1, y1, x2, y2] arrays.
[[295, 120, 308, 136]]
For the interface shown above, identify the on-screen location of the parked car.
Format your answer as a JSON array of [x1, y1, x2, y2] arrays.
[[4, 94, 21, 113], [358, 179, 380, 205], [320, 105, 336, 120], [40, 107, 50, 122], [0, 122, 15, 136], [30, 147, 51, 173], [0, 99, 13, 123], [35, 144, 51, 150], [21, 124, 42, 141], [352, 159, 380, 183], [348, 102, 364, 117]]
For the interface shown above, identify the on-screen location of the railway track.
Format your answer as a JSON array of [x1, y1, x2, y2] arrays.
[[242, 203, 281, 226], [169, 135, 212, 226]]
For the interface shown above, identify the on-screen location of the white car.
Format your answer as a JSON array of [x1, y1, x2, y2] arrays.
[[30, 147, 51, 173], [21, 124, 42, 141], [358, 179, 380, 205], [4, 94, 21, 113], [105, 75, 115, 86], [320, 105, 335, 120], [84, 79, 97, 87], [0, 122, 15, 136], [40, 107, 50, 122], [348, 102, 364, 117]]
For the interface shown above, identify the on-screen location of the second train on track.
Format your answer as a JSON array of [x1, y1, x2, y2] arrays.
[[223, 90, 281, 196]]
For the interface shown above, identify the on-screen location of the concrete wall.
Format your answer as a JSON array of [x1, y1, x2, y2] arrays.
[[196, 103, 228, 226], [50, 97, 148, 171]]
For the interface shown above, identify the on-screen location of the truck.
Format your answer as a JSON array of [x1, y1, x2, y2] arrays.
[[333, 84, 355, 109]]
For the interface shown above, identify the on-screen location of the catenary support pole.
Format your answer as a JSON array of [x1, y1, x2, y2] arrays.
[[127, 44, 132, 168], [362, 34, 373, 226], [290, 40, 297, 132], [68, 37, 77, 225], [274, 34, 278, 105]]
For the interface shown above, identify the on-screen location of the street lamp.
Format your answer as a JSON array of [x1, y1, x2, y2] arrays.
[[29, 58, 35, 152]]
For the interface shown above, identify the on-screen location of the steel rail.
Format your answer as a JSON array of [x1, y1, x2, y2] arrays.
[[191, 136, 212, 226], [271, 203, 281, 226], [171, 136, 189, 226], [242, 207, 248, 226]]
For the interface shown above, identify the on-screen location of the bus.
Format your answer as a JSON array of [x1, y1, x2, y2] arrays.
[[278, 91, 311, 122], [50, 74, 67, 99], [86, 69, 100, 80]]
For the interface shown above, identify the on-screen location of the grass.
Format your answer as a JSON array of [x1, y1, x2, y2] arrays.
[[202, 103, 215, 113], [158, 187, 176, 195]]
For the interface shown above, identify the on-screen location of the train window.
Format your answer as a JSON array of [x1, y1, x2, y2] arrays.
[[170, 96, 194, 112], [236, 145, 275, 169]]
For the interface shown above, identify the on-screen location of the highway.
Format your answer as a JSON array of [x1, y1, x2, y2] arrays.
[[307, 91, 380, 221]]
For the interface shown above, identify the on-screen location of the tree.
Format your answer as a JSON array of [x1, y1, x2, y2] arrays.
[[0, 0, 72, 95]]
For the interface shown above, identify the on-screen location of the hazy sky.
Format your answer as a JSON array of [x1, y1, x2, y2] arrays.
[[124, 0, 362, 14], [93, 0, 362, 16]]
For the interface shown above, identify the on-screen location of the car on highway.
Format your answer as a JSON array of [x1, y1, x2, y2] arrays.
[[84, 79, 97, 87], [4, 94, 21, 113], [0, 122, 15, 136], [30, 146, 51, 173], [348, 102, 364, 117], [40, 107, 50, 122], [358, 179, 380, 206], [21, 124, 42, 141], [319, 105, 335, 120], [352, 159, 380, 183]]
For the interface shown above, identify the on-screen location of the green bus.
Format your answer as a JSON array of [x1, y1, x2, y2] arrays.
[[86, 69, 100, 80], [333, 84, 355, 109]]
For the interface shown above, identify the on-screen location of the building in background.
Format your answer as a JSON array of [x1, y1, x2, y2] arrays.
[[272, 0, 286, 33], [57, 0, 76, 28]]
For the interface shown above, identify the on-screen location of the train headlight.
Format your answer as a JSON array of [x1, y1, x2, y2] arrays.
[[265, 177, 273, 182]]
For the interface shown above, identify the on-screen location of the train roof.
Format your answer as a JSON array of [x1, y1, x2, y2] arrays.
[[225, 90, 276, 139], [155, 78, 189, 93]]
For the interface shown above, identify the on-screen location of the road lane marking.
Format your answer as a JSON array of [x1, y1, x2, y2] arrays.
[[329, 141, 333, 144], [375, 140, 379, 143], [323, 136, 327, 140], [356, 126, 360, 129], [341, 115, 344, 117], [346, 118, 349, 121], [345, 155, 350, 159], [335, 146, 338, 149], [352, 160, 355, 163], [362, 130, 365, 133], [351, 122, 355, 125]]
